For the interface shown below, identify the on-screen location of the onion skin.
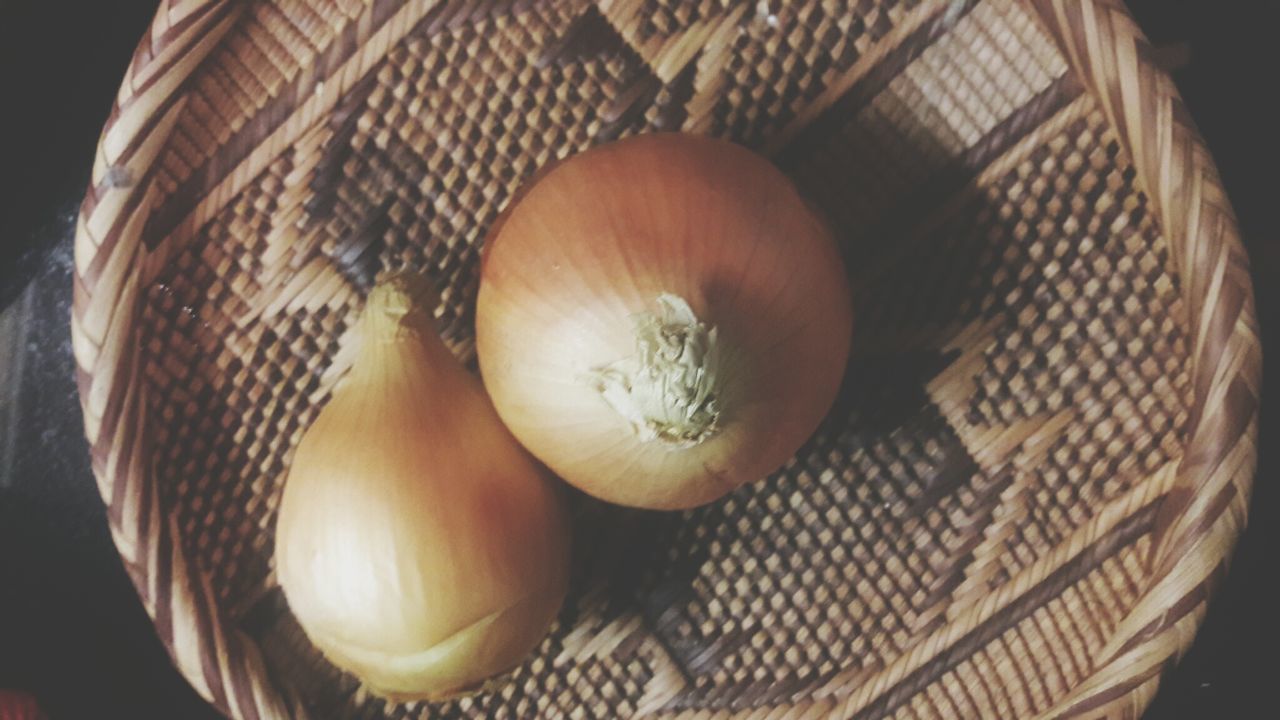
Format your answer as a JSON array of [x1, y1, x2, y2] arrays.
[[275, 278, 571, 700], [477, 133, 852, 510]]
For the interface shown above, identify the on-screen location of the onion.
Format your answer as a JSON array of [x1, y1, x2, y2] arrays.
[[275, 275, 571, 700], [477, 133, 852, 509]]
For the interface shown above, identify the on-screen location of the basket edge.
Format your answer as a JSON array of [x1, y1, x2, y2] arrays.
[[69, 2, 306, 719], [1021, 0, 1260, 717]]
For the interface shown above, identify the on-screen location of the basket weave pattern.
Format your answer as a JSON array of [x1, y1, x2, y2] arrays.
[[71, 0, 1259, 718]]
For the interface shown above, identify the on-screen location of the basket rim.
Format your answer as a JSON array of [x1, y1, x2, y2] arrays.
[[69, 1, 1260, 718]]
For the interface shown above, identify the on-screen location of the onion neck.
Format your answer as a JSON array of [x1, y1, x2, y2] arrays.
[[363, 272, 442, 342], [589, 293, 723, 448]]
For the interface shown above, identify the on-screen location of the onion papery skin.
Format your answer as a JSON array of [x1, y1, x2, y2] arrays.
[[275, 279, 571, 700], [477, 133, 853, 510]]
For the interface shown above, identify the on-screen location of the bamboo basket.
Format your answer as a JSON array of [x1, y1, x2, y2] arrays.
[[71, 0, 1260, 718]]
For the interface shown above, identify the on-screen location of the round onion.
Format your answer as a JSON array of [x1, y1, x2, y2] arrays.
[[477, 133, 852, 509]]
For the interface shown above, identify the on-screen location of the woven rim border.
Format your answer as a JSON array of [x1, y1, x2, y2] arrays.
[[69, 1, 1260, 718]]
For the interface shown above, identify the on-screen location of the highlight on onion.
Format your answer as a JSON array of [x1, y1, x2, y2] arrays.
[[477, 133, 853, 510], [274, 274, 571, 700]]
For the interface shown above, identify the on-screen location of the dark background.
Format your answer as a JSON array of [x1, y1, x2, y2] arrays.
[[0, 1, 1273, 717]]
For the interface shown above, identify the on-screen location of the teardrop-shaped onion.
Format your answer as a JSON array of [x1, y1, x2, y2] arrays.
[[275, 276, 570, 700], [477, 133, 852, 509]]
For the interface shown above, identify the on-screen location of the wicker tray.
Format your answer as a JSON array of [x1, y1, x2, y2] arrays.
[[72, 0, 1259, 717]]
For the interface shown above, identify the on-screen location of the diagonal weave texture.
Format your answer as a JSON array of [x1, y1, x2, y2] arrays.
[[71, 0, 1259, 718]]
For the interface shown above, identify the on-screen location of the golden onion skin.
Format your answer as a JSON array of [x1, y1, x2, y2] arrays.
[[276, 278, 571, 700], [478, 134, 852, 510]]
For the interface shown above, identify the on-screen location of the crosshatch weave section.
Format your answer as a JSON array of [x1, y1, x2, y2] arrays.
[[71, 0, 1259, 718]]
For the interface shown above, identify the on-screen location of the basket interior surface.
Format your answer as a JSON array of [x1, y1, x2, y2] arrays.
[[73, 0, 1258, 718]]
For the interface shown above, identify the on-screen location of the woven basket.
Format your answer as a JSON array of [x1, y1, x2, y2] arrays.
[[72, 0, 1259, 718]]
